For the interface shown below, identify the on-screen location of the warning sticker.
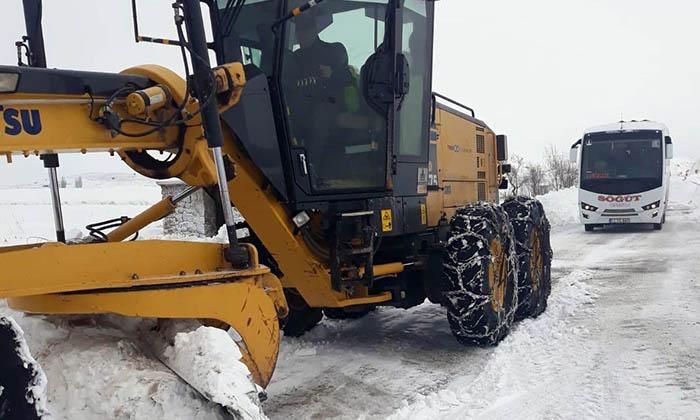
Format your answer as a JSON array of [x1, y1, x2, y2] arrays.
[[417, 167, 428, 194], [420, 203, 427, 225], [381, 209, 393, 232]]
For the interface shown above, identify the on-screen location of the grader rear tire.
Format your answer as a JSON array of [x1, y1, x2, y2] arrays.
[[442, 203, 518, 346], [502, 196, 553, 320]]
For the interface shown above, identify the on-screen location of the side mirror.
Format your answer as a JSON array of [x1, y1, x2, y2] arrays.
[[500, 163, 512, 174], [570, 139, 581, 163], [665, 136, 673, 159], [569, 147, 578, 163], [395, 53, 410, 97], [496, 135, 508, 161], [361, 48, 394, 114]]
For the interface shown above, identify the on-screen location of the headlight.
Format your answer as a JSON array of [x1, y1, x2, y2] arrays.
[[642, 201, 661, 211], [581, 202, 598, 212], [0, 73, 19, 93], [292, 211, 310, 228]]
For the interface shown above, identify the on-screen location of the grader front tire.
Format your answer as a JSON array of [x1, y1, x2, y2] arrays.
[[442, 203, 519, 346], [502, 196, 553, 320], [281, 290, 323, 337], [323, 306, 375, 320]]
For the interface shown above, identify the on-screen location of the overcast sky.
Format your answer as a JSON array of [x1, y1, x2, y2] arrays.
[[1, 0, 699, 184]]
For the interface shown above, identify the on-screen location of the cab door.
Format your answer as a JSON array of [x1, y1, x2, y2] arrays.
[[279, 0, 394, 196], [392, 0, 434, 198]]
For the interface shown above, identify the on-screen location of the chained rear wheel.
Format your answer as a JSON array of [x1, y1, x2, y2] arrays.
[[442, 203, 518, 346], [502, 196, 553, 319]]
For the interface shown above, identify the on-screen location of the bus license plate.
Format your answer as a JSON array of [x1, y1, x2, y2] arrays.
[[609, 218, 630, 224]]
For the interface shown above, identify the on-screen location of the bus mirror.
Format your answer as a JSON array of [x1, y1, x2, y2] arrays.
[[569, 138, 582, 162], [569, 146, 578, 163], [665, 136, 673, 159], [496, 135, 508, 161]]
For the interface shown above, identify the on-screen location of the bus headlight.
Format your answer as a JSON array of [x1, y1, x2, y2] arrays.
[[580, 202, 598, 212], [642, 201, 661, 211]]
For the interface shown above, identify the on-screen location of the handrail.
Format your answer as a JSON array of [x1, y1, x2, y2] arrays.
[[432, 92, 475, 122]]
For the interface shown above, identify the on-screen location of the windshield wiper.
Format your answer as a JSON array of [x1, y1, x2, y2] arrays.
[[219, 0, 246, 37]]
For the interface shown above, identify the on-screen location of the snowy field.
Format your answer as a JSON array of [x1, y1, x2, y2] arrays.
[[1, 161, 699, 419]]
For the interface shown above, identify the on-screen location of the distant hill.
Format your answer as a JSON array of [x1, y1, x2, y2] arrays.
[[0, 172, 162, 190]]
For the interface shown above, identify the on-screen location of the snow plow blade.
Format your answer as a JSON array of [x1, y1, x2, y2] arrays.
[[0, 240, 288, 389]]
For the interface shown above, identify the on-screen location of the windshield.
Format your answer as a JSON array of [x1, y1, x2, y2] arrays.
[[215, 0, 278, 75], [580, 130, 663, 194], [281, 0, 390, 192]]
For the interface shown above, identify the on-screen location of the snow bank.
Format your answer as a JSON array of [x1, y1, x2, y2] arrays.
[[0, 303, 249, 420], [387, 270, 598, 419], [535, 187, 578, 227], [668, 158, 700, 214]]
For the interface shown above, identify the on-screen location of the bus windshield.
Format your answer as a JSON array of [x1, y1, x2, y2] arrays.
[[580, 130, 663, 194]]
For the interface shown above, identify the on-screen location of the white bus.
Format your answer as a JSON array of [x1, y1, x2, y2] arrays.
[[570, 120, 673, 232]]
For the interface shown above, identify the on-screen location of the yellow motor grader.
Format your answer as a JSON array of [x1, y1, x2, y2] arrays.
[[0, 0, 551, 415]]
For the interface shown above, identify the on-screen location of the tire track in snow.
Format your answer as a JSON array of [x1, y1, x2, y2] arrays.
[[386, 268, 600, 420], [385, 230, 661, 420]]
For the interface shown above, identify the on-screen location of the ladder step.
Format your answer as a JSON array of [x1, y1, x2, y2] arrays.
[[349, 247, 373, 255], [340, 210, 374, 218]]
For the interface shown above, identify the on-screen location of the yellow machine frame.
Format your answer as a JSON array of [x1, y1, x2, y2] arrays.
[[0, 62, 396, 386]]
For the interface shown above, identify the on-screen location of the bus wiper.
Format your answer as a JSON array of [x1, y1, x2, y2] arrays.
[[272, 0, 327, 32]]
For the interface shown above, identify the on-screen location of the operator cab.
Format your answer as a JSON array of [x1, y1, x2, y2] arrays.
[[210, 0, 434, 203]]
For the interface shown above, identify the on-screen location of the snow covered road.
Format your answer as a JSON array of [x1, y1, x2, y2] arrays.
[[264, 164, 700, 419], [1, 162, 699, 419]]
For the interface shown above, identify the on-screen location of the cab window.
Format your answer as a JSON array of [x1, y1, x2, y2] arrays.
[[280, 0, 390, 192]]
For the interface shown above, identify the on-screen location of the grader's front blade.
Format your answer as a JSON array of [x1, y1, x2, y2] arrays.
[[0, 240, 288, 389]]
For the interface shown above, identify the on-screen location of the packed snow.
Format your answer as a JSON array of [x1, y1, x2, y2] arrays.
[[535, 186, 578, 227], [151, 321, 266, 420], [0, 307, 234, 419], [1, 162, 699, 419]]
